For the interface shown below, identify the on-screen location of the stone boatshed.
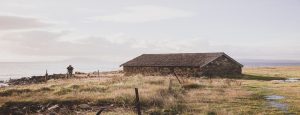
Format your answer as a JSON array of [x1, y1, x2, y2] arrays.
[[120, 52, 243, 77]]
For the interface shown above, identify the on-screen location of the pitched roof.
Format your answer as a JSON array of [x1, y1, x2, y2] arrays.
[[121, 52, 243, 67]]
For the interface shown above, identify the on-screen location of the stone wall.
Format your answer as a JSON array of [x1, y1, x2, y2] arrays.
[[200, 55, 242, 76], [123, 66, 200, 76], [123, 55, 242, 77]]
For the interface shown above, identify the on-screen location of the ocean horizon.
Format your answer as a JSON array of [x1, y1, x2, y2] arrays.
[[0, 62, 120, 81], [1, 61, 300, 81]]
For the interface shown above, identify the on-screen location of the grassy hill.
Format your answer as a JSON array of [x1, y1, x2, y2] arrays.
[[0, 67, 299, 114]]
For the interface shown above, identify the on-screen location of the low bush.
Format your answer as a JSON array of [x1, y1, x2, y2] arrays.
[[183, 83, 204, 90], [0, 89, 32, 96], [54, 88, 72, 95]]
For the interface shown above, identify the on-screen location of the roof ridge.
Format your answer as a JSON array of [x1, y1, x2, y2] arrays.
[[120, 52, 240, 67], [142, 52, 225, 55]]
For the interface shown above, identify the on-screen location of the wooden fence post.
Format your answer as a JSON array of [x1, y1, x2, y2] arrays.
[[168, 79, 173, 91], [174, 74, 182, 84], [135, 88, 142, 115], [96, 108, 106, 115], [45, 70, 48, 81]]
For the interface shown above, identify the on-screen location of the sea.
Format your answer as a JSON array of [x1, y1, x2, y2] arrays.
[[1, 60, 300, 81], [0, 62, 120, 81]]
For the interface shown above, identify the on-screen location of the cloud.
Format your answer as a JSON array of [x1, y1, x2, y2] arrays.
[[0, 31, 67, 55], [1, 30, 299, 62], [129, 38, 211, 53], [90, 5, 195, 23], [0, 15, 49, 30], [0, 31, 136, 58], [0, 30, 211, 62]]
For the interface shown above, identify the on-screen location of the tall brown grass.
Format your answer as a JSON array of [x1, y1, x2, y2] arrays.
[[1, 67, 299, 114]]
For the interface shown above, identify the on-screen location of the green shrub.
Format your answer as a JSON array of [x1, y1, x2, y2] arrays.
[[69, 85, 81, 89], [146, 80, 165, 85], [0, 89, 32, 96], [183, 83, 204, 90], [79, 86, 108, 92], [54, 88, 72, 95], [36, 87, 52, 92]]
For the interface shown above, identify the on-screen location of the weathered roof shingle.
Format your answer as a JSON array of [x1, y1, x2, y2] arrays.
[[121, 52, 243, 67]]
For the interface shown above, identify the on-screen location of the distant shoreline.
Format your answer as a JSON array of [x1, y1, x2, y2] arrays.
[[243, 63, 300, 67], [1, 61, 300, 81]]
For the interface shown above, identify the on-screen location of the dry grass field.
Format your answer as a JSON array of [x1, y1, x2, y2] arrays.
[[243, 66, 300, 114], [0, 66, 299, 114], [244, 66, 300, 78]]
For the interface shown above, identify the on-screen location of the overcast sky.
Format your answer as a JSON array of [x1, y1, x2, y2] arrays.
[[0, 0, 299, 63]]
